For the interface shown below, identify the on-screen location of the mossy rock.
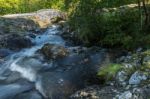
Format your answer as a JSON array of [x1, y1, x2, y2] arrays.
[[142, 50, 150, 56], [0, 17, 39, 35], [40, 43, 69, 59], [97, 63, 123, 81]]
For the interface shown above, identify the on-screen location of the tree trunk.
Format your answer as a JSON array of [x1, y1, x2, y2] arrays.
[[142, 0, 149, 24]]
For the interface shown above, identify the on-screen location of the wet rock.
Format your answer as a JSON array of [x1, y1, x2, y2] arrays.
[[68, 46, 88, 54], [143, 56, 150, 65], [17, 57, 43, 69], [117, 56, 126, 62], [132, 88, 146, 99], [6, 34, 33, 50], [117, 55, 132, 63], [40, 43, 69, 59], [132, 59, 142, 67], [116, 70, 128, 86], [55, 53, 89, 68], [3, 72, 21, 83], [35, 50, 106, 99], [0, 82, 33, 99], [142, 85, 150, 98], [27, 33, 36, 39], [14, 91, 42, 99], [61, 31, 82, 46], [36, 72, 79, 99], [0, 34, 33, 50], [123, 63, 133, 69], [136, 47, 143, 53], [118, 91, 132, 99], [129, 71, 147, 85], [0, 17, 39, 35], [70, 85, 119, 99], [0, 17, 37, 50], [0, 49, 13, 58]]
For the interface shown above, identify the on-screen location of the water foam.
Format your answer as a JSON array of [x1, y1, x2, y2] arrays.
[[10, 58, 37, 82], [0, 25, 66, 98]]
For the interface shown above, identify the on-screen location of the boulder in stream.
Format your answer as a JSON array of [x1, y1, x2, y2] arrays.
[[0, 48, 13, 58], [40, 43, 69, 59], [0, 34, 33, 50], [0, 82, 33, 99], [14, 91, 42, 99]]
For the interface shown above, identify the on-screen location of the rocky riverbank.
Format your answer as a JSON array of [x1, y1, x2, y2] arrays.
[[71, 48, 150, 99], [0, 9, 67, 57], [0, 9, 150, 99], [0, 10, 107, 99]]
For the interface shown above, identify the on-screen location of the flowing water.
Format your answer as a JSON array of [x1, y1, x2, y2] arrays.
[[0, 25, 106, 99]]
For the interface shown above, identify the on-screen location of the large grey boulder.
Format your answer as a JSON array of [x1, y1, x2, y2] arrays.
[[40, 43, 69, 59], [14, 91, 42, 99], [2, 9, 67, 28], [0, 82, 33, 99], [0, 9, 67, 50], [129, 71, 147, 85], [0, 34, 33, 50]]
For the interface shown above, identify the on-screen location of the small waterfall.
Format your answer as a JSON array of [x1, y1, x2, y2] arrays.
[[0, 24, 65, 83], [10, 58, 37, 82], [0, 24, 106, 99], [33, 25, 65, 45]]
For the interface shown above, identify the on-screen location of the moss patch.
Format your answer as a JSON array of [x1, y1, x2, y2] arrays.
[[97, 63, 123, 81], [142, 50, 150, 56]]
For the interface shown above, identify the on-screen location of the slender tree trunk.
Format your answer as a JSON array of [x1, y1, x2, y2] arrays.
[[137, 0, 141, 10], [137, 0, 143, 29], [142, 0, 149, 24]]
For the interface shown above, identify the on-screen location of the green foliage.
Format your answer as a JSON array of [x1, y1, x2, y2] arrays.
[[97, 64, 122, 81], [0, 0, 65, 14], [99, 9, 142, 49], [0, 0, 137, 14], [99, 0, 137, 8], [0, 0, 80, 15], [69, 0, 150, 49], [142, 50, 150, 56], [0, 0, 150, 49]]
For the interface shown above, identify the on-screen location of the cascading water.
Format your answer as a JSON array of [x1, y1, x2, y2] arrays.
[[0, 25, 66, 98], [0, 24, 106, 99], [9, 25, 65, 81]]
